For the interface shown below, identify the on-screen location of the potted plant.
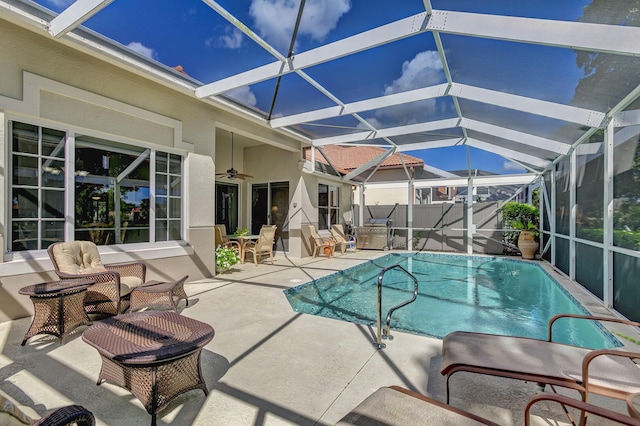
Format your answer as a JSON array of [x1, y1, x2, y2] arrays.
[[215, 245, 240, 273], [502, 201, 540, 260], [234, 227, 249, 236]]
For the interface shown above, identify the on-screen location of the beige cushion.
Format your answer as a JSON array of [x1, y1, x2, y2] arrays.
[[51, 241, 106, 275], [119, 276, 144, 296]]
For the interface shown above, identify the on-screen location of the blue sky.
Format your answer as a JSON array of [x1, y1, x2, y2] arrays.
[[36, 0, 595, 175]]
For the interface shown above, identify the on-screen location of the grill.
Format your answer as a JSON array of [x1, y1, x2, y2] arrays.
[[356, 218, 392, 250]]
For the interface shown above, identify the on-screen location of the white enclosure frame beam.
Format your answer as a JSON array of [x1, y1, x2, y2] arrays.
[[48, 0, 114, 38], [452, 83, 606, 128], [270, 84, 449, 128], [196, 10, 640, 98], [429, 10, 640, 57], [460, 118, 571, 155], [313, 118, 460, 146], [342, 147, 396, 181], [409, 173, 538, 189], [202, 1, 379, 135], [272, 82, 604, 133], [196, 12, 430, 98], [466, 138, 549, 168], [395, 138, 463, 152], [613, 109, 640, 127]]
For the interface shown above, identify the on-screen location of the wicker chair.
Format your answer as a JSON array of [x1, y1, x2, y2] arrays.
[[47, 241, 146, 315], [0, 388, 94, 426], [243, 225, 276, 266]]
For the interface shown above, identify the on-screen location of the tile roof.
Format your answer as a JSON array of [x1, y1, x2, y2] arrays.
[[306, 145, 424, 174]]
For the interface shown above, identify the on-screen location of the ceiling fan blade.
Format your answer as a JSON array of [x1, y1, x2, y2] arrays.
[[216, 132, 253, 180]]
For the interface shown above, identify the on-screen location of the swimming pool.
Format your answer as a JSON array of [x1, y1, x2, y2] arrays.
[[284, 253, 621, 349]]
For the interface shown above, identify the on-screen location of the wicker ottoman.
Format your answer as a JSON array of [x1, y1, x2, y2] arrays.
[[82, 311, 214, 426], [129, 276, 189, 312]]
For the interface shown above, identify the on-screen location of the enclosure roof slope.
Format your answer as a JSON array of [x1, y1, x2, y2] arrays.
[[3, 0, 640, 179]]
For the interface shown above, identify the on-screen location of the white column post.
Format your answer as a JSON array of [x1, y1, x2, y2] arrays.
[[569, 149, 577, 280], [408, 181, 414, 251], [551, 168, 557, 266], [466, 177, 474, 254], [359, 184, 365, 228], [604, 119, 614, 308]]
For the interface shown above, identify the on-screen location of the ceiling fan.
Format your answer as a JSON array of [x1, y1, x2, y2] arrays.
[[215, 132, 253, 180]]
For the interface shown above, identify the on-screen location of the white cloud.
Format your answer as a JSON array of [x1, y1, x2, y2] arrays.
[[220, 28, 244, 49], [126, 42, 156, 60], [227, 86, 257, 107], [503, 161, 525, 171], [47, 0, 74, 7], [249, 0, 350, 51], [371, 50, 443, 127], [384, 51, 443, 95]]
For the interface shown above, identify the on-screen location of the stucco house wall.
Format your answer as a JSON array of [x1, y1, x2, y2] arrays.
[[243, 145, 353, 257], [0, 19, 310, 321]]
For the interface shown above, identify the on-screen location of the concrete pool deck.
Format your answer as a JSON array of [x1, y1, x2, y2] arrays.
[[1, 250, 637, 425]]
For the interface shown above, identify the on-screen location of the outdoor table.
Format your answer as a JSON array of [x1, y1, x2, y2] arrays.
[[19, 279, 94, 345], [228, 234, 259, 263], [82, 311, 214, 426]]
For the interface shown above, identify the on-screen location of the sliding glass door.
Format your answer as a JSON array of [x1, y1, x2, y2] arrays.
[[251, 182, 289, 251]]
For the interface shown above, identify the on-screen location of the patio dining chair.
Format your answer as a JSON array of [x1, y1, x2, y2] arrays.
[[330, 224, 355, 254], [309, 225, 336, 258], [441, 313, 640, 417], [47, 241, 146, 315], [243, 225, 276, 266], [214, 224, 241, 252]]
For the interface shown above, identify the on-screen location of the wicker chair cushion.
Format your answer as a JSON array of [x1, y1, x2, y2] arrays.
[[120, 275, 144, 296], [0, 391, 37, 426], [51, 241, 106, 275]]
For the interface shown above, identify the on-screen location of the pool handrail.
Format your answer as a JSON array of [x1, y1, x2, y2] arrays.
[[376, 264, 419, 349]]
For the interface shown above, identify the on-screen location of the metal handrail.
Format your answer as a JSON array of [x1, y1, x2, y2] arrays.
[[375, 264, 419, 349]]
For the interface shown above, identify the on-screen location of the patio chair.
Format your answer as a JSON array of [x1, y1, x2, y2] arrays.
[[243, 225, 276, 266], [309, 225, 336, 258], [214, 224, 240, 252], [330, 224, 355, 254], [335, 386, 496, 425], [0, 388, 95, 426], [335, 386, 640, 426], [47, 241, 146, 315], [441, 314, 640, 410]]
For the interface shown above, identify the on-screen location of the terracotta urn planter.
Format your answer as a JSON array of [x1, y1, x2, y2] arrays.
[[517, 230, 539, 260]]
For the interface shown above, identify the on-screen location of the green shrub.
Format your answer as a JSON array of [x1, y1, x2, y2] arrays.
[[502, 201, 540, 246], [215, 245, 240, 272]]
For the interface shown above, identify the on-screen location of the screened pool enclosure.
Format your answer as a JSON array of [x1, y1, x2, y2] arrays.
[[2, 0, 640, 321]]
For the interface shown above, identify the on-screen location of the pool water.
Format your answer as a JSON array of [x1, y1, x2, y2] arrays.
[[284, 253, 621, 349]]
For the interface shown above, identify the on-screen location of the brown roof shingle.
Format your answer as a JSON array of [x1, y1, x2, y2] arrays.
[[305, 145, 423, 174]]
